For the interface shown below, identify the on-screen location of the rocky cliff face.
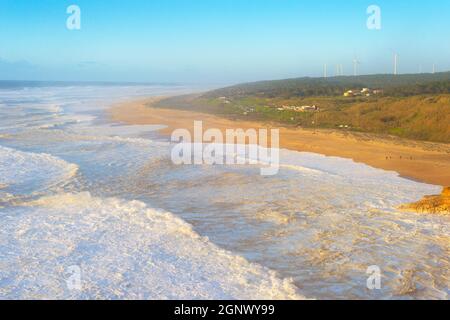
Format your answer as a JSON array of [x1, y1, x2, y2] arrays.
[[399, 187, 450, 215]]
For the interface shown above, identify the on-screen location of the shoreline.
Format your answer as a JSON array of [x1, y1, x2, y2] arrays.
[[109, 97, 450, 187]]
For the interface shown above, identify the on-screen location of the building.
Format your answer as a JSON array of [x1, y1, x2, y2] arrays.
[[344, 88, 382, 97], [300, 105, 319, 112], [278, 105, 319, 112], [344, 90, 360, 97]]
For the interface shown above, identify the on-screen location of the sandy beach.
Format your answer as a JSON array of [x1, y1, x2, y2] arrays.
[[2, 85, 449, 300], [110, 97, 450, 187]]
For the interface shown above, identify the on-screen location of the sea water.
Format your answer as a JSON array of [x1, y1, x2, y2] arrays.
[[0, 83, 448, 299]]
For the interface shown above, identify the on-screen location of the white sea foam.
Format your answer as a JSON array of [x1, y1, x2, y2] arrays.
[[0, 146, 78, 195], [1, 85, 448, 300], [0, 192, 303, 300]]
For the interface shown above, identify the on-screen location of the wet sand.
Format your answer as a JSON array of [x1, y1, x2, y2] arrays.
[[109, 97, 450, 187]]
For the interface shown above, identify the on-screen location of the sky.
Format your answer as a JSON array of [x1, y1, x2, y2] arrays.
[[0, 0, 449, 84]]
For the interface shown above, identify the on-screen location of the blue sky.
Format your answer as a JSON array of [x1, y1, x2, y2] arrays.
[[0, 0, 449, 84]]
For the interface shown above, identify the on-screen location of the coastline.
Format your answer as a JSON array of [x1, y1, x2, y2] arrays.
[[109, 97, 450, 187]]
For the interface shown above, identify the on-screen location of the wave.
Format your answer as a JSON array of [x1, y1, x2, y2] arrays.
[[0, 145, 78, 196], [0, 192, 305, 300]]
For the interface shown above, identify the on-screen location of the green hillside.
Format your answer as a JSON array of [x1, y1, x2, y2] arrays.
[[154, 73, 450, 143], [205, 72, 450, 98]]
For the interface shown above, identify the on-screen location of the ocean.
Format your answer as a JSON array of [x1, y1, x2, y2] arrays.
[[0, 83, 448, 299]]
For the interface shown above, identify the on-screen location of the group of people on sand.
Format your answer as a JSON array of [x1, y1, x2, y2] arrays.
[[386, 155, 414, 160]]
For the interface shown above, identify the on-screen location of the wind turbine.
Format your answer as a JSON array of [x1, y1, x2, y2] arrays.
[[353, 58, 360, 76], [323, 64, 328, 78], [432, 64, 436, 74], [393, 53, 398, 75], [336, 64, 344, 76]]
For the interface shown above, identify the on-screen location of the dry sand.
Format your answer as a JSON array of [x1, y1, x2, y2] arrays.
[[110, 97, 450, 187]]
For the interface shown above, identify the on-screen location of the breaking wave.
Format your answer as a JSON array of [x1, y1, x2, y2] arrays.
[[0, 192, 303, 300], [1, 84, 448, 300], [0, 146, 78, 196]]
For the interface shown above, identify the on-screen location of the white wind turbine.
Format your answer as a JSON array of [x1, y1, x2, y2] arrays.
[[353, 58, 360, 76], [336, 64, 344, 76], [393, 53, 398, 75]]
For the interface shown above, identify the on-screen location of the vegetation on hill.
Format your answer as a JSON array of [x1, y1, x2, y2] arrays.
[[154, 73, 450, 143], [205, 72, 450, 98]]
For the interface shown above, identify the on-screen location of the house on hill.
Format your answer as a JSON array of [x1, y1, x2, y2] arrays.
[[278, 105, 320, 112], [344, 88, 382, 97]]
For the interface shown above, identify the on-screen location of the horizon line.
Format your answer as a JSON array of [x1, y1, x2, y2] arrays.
[[1, 70, 449, 87]]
